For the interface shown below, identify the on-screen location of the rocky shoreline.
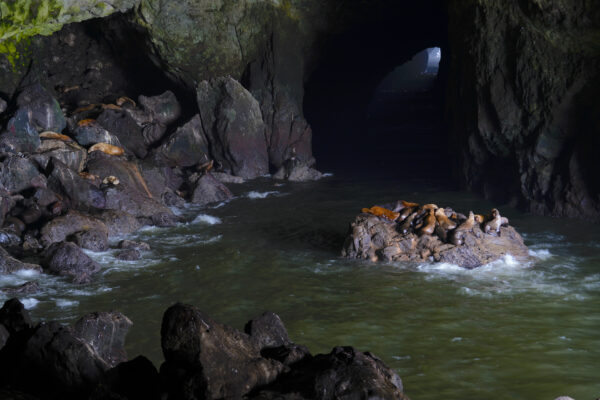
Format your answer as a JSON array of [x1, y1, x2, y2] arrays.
[[0, 80, 323, 292], [0, 298, 408, 400]]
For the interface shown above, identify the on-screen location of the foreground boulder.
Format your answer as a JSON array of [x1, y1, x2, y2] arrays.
[[343, 202, 529, 269], [0, 246, 42, 275]]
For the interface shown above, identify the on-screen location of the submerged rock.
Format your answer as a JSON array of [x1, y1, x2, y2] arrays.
[[342, 202, 529, 268], [190, 173, 234, 206], [0, 246, 42, 275], [42, 242, 101, 283]]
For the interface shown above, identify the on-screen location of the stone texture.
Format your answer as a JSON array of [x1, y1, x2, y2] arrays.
[[42, 242, 102, 283], [40, 210, 109, 247], [190, 173, 234, 206], [0, 156, 46, 194], [31, 138, 87, 172], [0, 246, 42, 275], [47, 158, 106, 211], [16, 83, 66, 133], [157, 115, 210, 168], [0, 109, 41, 153], [96, 109, 147, 159]]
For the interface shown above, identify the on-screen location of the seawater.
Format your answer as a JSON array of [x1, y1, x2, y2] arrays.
[[2, 176, 599, 400]]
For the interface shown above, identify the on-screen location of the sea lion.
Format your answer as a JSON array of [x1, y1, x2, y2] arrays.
[[88, 142, 125, 156], [116, 96, 136, 108], [401, 200, 420, 209], [399, 211, 417, 234], [197, 159, 214, 174], [73, 104, 99, 114], [449, 211, 475, 246], [39, 131, 73, 142], [79, 172, 99, 180], [418, 209, 437, 236], [475, 214, 486, 225], [102, 103, 122, 110], [435, 208, 457, 230], [484, 208, 502, 235], [399, 206, 416, 222], [102, 175, 120, 186], [501, 216, 509, 226], [421, 203, 438, 211], [361, 206, 400, 221], [78, 118, 96, 127]]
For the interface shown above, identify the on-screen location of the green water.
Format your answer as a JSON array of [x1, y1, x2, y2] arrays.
[[3, 176, 599, 400]]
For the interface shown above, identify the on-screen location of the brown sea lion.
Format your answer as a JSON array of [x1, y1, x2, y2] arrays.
[[501, 216, 509, 226], [102, 175, 120, 186], [39, 131, 73, 142], [399, 206, 416, 222], [78, 118, 96, 127], [475, 214, 486, 225], [418, 209, 437, 236], [399, 211, 417, 234], [361, 206, 400, 221], [484, 208, 502, 235], [73, 104, 99, 114], [435, 208, 457, 230], [449, 211, 475, 246], [102, 103, 122, 110], [401, 200, 420, 209], [88, 142, 125, 156], [78, 172, 99, 180], [116, 96, 136, 108], [421, 203, 438, 211]]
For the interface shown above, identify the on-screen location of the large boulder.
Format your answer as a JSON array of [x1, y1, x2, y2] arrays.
[[47, 158, 106, 211], [197, 77, 269, 178], [42, 242, 101, 283], [0, 246, 42, 275], [0, 156, 46, 194], [16, 83, 66, 133], [96, 109, 147, 159], [73, 121, 123, 148], [160, 303, 286, 400], [138, 90, 181, 126], [96, 210, 142, 237], [0, 298, 33, 335], [0, 108, 41, 153], [40, 210, 109, 248], [190, 173, 233, 206], [157, 115, 210, 168], [30, 138, 87, 172]]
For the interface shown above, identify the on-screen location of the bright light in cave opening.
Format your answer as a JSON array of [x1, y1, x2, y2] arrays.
[[424, 47, 442, 75]]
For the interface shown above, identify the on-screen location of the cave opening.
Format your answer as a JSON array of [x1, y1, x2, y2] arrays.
[[304, 4, 451, 182]]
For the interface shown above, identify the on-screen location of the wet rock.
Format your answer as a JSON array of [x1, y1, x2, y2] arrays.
[[197, 77, 269, 178], [245, 312, 290, 350], [47, 158, 106, 211], [73, 121, 122, 147], [31, 138, 87, 172], [0, 156, 46, 194], [16, 83, 66, 133], [190, 173, 234, 206], [97, 210, 142, 236], [211, 171, 245, 184], [0, 230, 23, 249], [96, 109, 147, 158], [141, 122, 167, 147], [273, 158, 322, 182], [42, 242, 101, 284], [70, 229, 109, 252], [33, 187, 59, 208], [0, 325, 8, 351], [0, 98, 6, 114], [0, 109, 40, 153], [40, 210, 108, 247], [73, 311, 133, 368], [161, 303, 286, 399], [116, 249, 141, 261], [118, 240, 150, 251], [89, 356, 161, 400], [140, 161, 185, 207], [157, 114, 210, 168], [1, 282, 40, 296], [139, 90, 181, 126], [0, 246, 42, 274], [0, 298, 33, 335]]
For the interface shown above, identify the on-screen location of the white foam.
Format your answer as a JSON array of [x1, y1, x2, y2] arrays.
[[56, 299, 79, 308], [21, 298, 39, 309], [14, 269, 41, 278], [323, 172, 334, 177], [192, 214, 222, 225], [138, 225, 161, 232], [529, 249, 552, 260], [245, 191, 279, 199], [451, 337, 463, 342]]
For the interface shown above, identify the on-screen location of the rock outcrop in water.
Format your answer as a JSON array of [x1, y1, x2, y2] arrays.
[[342, 201, 529, 269], [0, 299, 408, 400]]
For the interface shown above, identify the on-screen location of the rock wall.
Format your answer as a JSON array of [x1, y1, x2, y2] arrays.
[[446, 0, 600, 219]]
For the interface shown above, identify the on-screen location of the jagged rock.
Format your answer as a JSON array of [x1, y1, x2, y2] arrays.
[[42, 242, 101, 283], [0, 298, 33, 335], [273, 158, 323, 182], [72, 311, 133, 368], [1, 282, 40, 296], [97, 210, 142, 236], [33, 187, 59, 208], [190, 173, 234, 206], [140, 161, 185, 207], [0, 246, 42, 275], [116, 249, 141, 261], [0, 156, 46, 194], [40, 210, 109, 247], [139, 90, 181, 126], [161, 303, 286, 400], [141, 122, 167, 147], [0, 109, 41, 153], [245, 312, 290, 350], [157, 114, 210, 168], [342, 206, 529, 268], [16, 83, 66, 133], [96, 109, 147, 159], [73, 121, 122, 147], [197, 77, 269, 178], [118, 240, 150, 251], [31, 139, 87, 172], [47, 158, 106, 211], [70, 229, 109, 252]]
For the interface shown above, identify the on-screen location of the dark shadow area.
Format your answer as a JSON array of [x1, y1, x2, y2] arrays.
[[304, 2, 451, 183]]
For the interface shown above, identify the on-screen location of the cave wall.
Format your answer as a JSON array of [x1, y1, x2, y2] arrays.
[[446, 0, 600, 219]]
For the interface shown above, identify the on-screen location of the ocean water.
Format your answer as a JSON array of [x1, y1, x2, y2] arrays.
[[2, 175, 599, 400]]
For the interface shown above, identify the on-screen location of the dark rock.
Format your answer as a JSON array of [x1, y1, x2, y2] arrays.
[[73, 121, 122, 147], [0, 229, 23, 248], [1, 282, 40, 296], [0, 298, 33, 335], [139, 90, 181, 126], [140, 161, 185, 207], [157, 114, 210, 168], [0, 156, 46, 194], [245, 312, 290, 350], [118, 240, 150, 251], [70, 229, 109, 252], [197, 77, 269, 178], [97, 210, 142, 236], [90, 356, 161, 400], [42, 242, 101, 284], [273, 158, 322, 182], [97, 109, 147, 158], [161, 303, 286, 399], [16, 83, 66, 133], [31, 138, 88, 173], [40, 210, 109, 247], [211, 171, 246, 184], [72, 311, 133, 368], [141, 122, 167, 147], [0, 324, 8, 351], [4, 217, 26, 237], [47, 158, 106, 211], [22, 234, 42, 252], [0, 98, 6, 114], [33, 187, 59, 207], [20, 203, 43, 225], [0, 246, 42, 274], [116, 249, 141, 261], [190, 173, 234, 206], [0, 109, 41, 153]]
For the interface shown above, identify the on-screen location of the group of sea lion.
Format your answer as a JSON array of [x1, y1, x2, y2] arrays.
[[361, 200, 509, 246]]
